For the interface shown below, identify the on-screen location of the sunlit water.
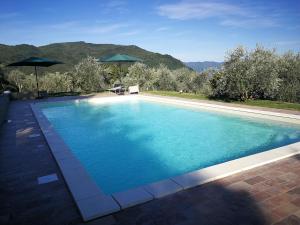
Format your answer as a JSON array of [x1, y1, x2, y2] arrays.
[[40, 99, 300, 194]]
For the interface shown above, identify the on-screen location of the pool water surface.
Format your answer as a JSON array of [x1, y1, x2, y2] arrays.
[[40, 99, 300, 194]]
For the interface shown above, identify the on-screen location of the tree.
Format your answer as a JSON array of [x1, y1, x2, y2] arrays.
[[173, 67, 193, 92], [192, 71, 211, 94], [22, 74, 37, 92], [74, 56, 108, 92], [210, 70, 227, 98], [218, 46, 251, 100], [154, 64, 177, 91], [123, 63, 151, 90], [7, 69, 26, 92], [143, 67, 158, 91], [0, 63, 11, 92], [277, 52, 300, 102], [39, 72, 73, 93], [209, 45, 283, 101], [247, 46, 280, 99]]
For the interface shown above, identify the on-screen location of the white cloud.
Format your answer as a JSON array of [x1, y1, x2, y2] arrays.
[[44, 21, 129, 34], [220, 18, 278, 28], [85, 23, 129, 34], [156, 27, 170, 32], [157, 0, 280, 28], [106, 0, 126, 8], [101, 0, 128, 14], [158, 1, 245, 20]]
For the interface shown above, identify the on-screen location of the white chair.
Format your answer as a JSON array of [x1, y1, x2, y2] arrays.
[[128, 85, 139, 94]]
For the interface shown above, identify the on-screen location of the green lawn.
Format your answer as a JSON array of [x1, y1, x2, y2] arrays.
[[237, 99, 300, 111], [145, 91, 209, 100], [145, 91, 300, 111]]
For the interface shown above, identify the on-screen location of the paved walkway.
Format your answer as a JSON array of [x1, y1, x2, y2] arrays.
[[0, 100, 299, 225]]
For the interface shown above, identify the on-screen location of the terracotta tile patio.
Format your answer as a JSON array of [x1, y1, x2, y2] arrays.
[[0, 100, 299, 225]]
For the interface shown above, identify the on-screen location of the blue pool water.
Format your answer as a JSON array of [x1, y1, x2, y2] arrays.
[[40, 99, 300, 194]]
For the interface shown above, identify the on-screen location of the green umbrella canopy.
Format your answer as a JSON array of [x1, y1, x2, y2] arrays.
[[7, 57, 63, 67], [99, 54, 142, 63], [7, 57, 63, 98], [99, 54, 142, 84]]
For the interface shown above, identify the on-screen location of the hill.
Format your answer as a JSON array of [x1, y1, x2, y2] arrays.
[[184, 61, 223, 72], [0, 41, 186, 73]]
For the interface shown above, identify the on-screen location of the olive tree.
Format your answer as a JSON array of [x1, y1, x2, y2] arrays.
[[210, 70, 227, 98], [220, 46, 251, 100], [22, 74, 37, 92], [192, 70, 211, 94], [74, 56, 108, 92], [123, 63, 152, 90], [143, 67, 159, 91], [210, 45, 282, 101], [277, 52, 300, 102], [154, 64, 177, 90], [247, 46, 280, 99], [7, 69, 26, 92], [39, 72, 73, 93], [173, 67, 194, 92]]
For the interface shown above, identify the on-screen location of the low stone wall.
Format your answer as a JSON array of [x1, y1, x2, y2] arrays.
[[11, 91, 36, 100], [0, 94, 10, 125]]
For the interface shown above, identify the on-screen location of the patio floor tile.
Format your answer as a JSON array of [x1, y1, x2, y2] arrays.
[[245, 176, 267, 185]]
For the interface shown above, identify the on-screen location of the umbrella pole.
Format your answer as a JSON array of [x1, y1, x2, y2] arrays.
[[118, 62, 122, 84], [35, 66, 39, 98]]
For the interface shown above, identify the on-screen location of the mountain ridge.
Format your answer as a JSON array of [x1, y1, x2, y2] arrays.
[[0, 41, 186, 73]]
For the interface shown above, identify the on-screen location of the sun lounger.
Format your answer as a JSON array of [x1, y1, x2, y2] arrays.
[[108, 84, 125, 95]]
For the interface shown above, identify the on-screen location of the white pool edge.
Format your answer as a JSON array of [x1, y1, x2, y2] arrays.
[[139, 95, 300, 124], [31, 95, 300, 221], [31, 103, 120, 221]]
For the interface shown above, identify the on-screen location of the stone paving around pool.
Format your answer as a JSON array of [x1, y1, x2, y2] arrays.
[[0, 99, 300, 225]]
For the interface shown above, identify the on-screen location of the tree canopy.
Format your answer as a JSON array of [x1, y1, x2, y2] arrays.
[[3, 45, 300, 104]]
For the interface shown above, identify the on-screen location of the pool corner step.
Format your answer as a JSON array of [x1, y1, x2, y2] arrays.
[[112, 187, 153, 209], [77, 194, 120, 221], [143, 179, 183, 198]]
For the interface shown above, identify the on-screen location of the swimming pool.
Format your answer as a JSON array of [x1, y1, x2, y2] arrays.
[[39, 96, 300, 195]]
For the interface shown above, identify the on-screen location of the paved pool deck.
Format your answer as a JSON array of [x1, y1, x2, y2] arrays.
[[0, 98, 300, 225]]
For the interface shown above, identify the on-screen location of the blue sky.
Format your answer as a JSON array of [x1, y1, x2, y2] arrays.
[[1, 0, 299, 61]]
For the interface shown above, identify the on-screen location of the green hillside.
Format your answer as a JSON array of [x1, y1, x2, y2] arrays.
[[0, 41, 186, 73]]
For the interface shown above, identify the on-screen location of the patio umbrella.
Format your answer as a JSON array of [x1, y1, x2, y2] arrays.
[[7, 57, 63, 97], [98, 54, 142, 83]]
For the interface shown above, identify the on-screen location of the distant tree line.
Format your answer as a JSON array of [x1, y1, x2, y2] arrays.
[[2, 45, 300, 103]]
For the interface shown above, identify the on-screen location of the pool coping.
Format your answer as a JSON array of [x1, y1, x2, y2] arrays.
[[139, 95, 300, 124], [30, 95, 300, 221]]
